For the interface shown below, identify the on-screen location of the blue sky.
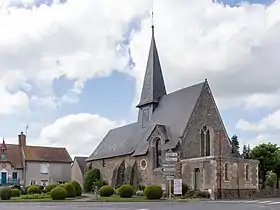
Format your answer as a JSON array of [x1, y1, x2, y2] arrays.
[[0, 0, 280, 157]]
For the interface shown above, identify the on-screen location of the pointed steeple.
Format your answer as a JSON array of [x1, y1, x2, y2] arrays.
[[136, 25, 167, 108]]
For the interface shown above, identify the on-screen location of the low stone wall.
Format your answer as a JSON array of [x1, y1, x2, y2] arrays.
[[213, 189, 257, 199], [213, 189, 280, 199], [253, 189, 280, 198]]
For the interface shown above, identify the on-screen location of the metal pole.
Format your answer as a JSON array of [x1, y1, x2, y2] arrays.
[[169, 180, 172, 199]]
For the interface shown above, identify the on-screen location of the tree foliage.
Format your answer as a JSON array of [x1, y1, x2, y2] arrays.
[[231, 135, 239, 150], [267, 171, 277, 188], [84, 168, 102, 193], [242, 144, 251, 159], [250, 143, 280, 188]]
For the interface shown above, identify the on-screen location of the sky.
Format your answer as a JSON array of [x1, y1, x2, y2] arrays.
[[0, 0, 280, 158]]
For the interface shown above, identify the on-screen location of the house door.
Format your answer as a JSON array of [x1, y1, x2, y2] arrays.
[[194, 168, 201, 190], [1, 172, 7, 184]]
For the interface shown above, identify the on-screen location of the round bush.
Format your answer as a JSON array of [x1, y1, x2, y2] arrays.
[[144, 185, 163, 200], [70, 181, 82, 196], [46, 183, 58, 193], [50, 186, 67, 200], [99, 185, 115, 197], [0, 187, 12, 200], [63, 183, 76, 198], [11, 188, 21, 197], [117, 185, 134, 198], [27, 185, 40, 194]]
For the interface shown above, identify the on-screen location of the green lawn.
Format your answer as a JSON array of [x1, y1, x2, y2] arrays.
[[0, 195, 87, 202], [91, 195, 168, 202]]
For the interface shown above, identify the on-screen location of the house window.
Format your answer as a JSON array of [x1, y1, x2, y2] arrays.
[[12, 172, 17, 180], [31, 180, 36, 185], [102, 159, 106, 167], [1, 153, 6, 159], [200, 126, 211, 156], [245, 165, 249, 181], [224, 163, 229, 181], [155, 138, 161, 168], [40, 163, 49, 174]]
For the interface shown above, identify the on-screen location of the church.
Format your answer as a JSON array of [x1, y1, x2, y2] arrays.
[[87, 25, 259, 198]]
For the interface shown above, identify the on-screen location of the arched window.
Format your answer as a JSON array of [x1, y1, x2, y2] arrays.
[[155, 139, 161, 168], [224, 163, 229, 181], [245, 165, 249, 181], [200, 130, 205, 156], [200, 126, 211, 156]]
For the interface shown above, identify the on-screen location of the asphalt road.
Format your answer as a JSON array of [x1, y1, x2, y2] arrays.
[[0, 199, 280, 210]]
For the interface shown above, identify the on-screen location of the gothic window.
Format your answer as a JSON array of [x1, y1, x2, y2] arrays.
[[224, 163, 229, 181], [245, 165, 249, 181], [200, 126, 211, 156], [200, 130, 205, 156], [116, 161, 125, 186], [155, 138, 161, 168], [206, 130, 210, 156]]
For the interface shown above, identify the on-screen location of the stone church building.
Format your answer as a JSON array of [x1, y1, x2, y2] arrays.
[[87, 25, 259, 198]]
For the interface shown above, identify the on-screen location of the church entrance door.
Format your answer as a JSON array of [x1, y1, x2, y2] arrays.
[[194, 168, 201, 190]]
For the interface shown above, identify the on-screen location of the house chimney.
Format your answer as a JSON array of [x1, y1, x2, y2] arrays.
[[18, 132, 26, 147]]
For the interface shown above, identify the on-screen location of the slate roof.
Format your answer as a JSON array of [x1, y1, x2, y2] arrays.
[[137, 26, 166, 107], [23, 146, 72, 163], [0, 144, 23, 169], [74, 156, 88, 175], [87, 81, 205, 161]]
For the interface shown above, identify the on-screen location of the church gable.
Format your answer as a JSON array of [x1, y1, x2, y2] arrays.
[[181, 81, 237, 159]]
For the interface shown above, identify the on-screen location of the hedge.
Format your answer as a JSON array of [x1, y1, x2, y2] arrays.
[[144, 185, 163, 200], [11, 188, 21, 197], [0, 187, 12, 200], [50, 186, 67, 200], [70, 181, 82, 196], [117, 185, 134, 198], [63, 183, 76, 198], [99, 185, 115, 197], [27, 185, 40, 194], [46, 183, 58, 193]]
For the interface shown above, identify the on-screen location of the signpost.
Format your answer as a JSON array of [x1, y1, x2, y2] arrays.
[[174, 179, 182, 195], [163, 151, 179, 199]]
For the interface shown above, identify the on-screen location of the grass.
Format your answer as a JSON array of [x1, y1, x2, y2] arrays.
[[90, 195, 168, 202], [0, 195, 87, 202]]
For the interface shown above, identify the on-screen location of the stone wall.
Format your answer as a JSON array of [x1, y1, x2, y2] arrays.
[[87, 150, 163, 187], [181, 84, 234, 160]]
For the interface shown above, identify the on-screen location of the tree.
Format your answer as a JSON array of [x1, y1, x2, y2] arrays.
[[267, 171, 277, 188], [231, 135, 239, 150], [250, 143, 280, 188], [83, 168, 101, 193], [242, 144, 251, 159]]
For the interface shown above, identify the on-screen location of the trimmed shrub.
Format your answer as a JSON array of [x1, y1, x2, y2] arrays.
[[117, 184, 134, 198], [46, 183, 58, 193], [99, 185, 115, 197], [50, 186, 67, 200], [144, 185, 163, 200], [0, 187, 12, 200], [21, 193, 51, 200], [63, 183, 76, 198], [70, 181, 82, 196], [27, 185, 40, 194], [11, 188, 21, 197]]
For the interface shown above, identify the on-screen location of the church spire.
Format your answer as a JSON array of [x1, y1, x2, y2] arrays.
[[136, 21, 166, 108]]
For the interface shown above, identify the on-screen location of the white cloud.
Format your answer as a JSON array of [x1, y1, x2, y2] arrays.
[[39, 113, 123, 157], [236, 109, 280, 132], [0, 0, 151, 111], [129, 0, 280, 110]]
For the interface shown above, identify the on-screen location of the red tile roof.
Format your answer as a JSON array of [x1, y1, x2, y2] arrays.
[[0, 144, 23, 169]]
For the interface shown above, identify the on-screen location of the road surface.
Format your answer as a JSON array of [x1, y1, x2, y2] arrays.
[[0, 199, 279, 209]]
